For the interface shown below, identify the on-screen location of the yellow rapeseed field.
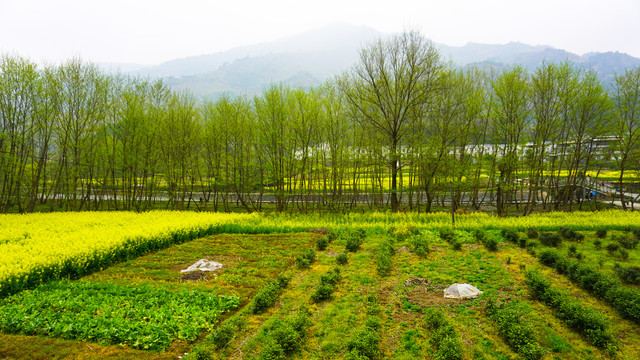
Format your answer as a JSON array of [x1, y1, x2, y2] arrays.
[[0, 211, 255, 296]]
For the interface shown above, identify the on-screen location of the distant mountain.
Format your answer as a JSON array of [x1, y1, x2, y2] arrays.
[[110, 23, 640, 98], [438, 42, 640, 84]]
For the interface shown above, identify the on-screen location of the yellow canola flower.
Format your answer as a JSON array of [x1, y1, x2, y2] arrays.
[[0, 211, 256, 293]]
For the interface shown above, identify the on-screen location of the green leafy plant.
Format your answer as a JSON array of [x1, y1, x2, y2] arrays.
[[0, 280, 240, 351]]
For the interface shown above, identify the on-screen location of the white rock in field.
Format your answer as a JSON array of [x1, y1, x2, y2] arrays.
[[180, 259, 222, 273], [443, 283, 483, 299]]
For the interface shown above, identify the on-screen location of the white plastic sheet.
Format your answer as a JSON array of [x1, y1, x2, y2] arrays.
[[443, 283, 483, 299], [180, 259, 223, 273]]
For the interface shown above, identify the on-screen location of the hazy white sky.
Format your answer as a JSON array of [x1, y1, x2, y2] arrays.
[[1, 0, 638, 65]]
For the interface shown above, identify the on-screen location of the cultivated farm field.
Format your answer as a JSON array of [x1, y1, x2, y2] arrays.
[[1, 210, 640, 359]]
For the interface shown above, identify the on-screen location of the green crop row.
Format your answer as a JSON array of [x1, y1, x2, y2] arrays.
[[525, 270, 617, 353], [538, 249, 640, 324], [486, 299, 545, 360], [423, 308, 463, 360]]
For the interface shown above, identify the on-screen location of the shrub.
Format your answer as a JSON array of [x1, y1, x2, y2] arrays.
[[614, 234, 639, 249], [259, 312, 308, 360], [346, 326, 380, 360], [424, 308, 463, 360], [558, 227, 573, 240], [618, 248, 630, 260], [452, 240, 462, 251], [526, 227, 539, 239], [336, 253, 348, 266], [327, 230, 339, 242], [296, 249, 316, 269], [475, 229, 498, 251], [486, 299, 545, 360], [539, 233, 562, 247], [474, 229, 487, 243], [484, 237, 499, 252], [594, 239, 602, 249], [320, 267, 341, 287], [296, 256, 311, 269], [210, 321, 236, 349], [249, 275, 291, 314], [614, 264, 640, 285], [310, 283, 335, 303], [409, 233, 430, 257], [539, 249, 560, 267], [311, 267, 341, 303], [353, 228, 367, 241], [388, 225, 418, 241], [526, 242, 539, 257], [595, 229, 608, 238], [377, 239, 394, 276], [633, 229, 640, 241], [606, 243, 620, 255], [439, 228, 456, 243], [184, 344, 213, 360], [345, 234, 363, 252], [316, 237, 329, 251], [501, 229, 519, 243], [557, 227, 585, 242], [365, 295, 381, 316], [518, 236, 528, 248]]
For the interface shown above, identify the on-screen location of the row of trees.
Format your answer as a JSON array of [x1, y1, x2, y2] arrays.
[[1, 31, 639, 214]]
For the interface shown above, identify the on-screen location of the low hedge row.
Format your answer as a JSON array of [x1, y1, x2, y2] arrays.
[[538, 249, 640, 324], [248, 274, 291, 314], [424, 308, 463, 360], [486, 299, 545, 360], [525, 270, 617, 353]]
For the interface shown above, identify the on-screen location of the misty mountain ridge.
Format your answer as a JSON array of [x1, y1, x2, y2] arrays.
[[109, 23, 640, 98]]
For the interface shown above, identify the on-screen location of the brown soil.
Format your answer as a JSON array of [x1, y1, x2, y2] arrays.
[[403, 277, 451, 306], [180, 272, 207, 281]]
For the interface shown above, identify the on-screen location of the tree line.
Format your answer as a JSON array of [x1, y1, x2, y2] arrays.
[[1, 31, 639, 214]]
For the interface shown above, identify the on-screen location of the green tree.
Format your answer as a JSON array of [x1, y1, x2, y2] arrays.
[[613, 67, 640, 210], [340, 31, 443, 212]]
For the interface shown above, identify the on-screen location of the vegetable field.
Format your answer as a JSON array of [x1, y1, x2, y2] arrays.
[[1, 210, 640, 359]]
